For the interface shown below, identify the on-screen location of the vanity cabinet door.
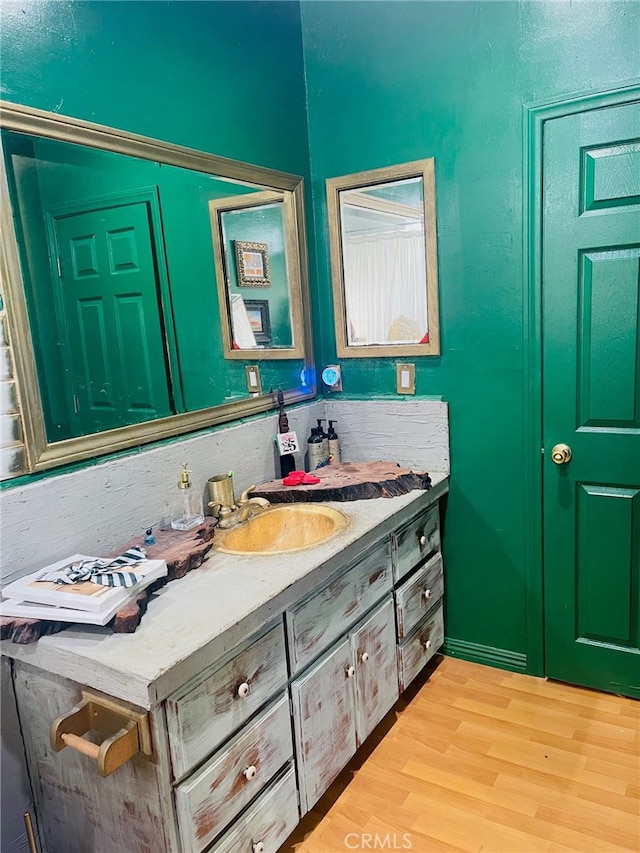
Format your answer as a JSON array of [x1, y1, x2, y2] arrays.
[[395, 553, 444, 640], [393, 504, 441, 583], [210, 763, 298, 853], [352, 598, 399, 745], [167, 620, 287, 780], [397, 602, 445, 692], [287, 539, 392, 673], [291, 637, 357, 814], [175, 694, 293, 853]]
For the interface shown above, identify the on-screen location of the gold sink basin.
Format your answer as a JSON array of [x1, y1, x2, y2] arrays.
[[214, 504, 349, 555]]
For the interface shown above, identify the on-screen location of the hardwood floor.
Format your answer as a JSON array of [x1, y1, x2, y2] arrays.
[[281, 656, 639, 853]]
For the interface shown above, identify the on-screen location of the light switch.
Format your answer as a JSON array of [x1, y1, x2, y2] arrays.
[[396, 363, 416, 395], [245, 365, 262, 396]]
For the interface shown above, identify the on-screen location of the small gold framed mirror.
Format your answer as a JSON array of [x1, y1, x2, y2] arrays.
[[326, 158, 440, 358]]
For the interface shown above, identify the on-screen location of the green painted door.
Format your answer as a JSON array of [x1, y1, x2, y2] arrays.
[[542, 100, 640, 698], [54, 202, 173, 436]]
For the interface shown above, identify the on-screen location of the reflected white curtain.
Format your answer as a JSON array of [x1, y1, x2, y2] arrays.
[[230, 294, 258, 348], [342, 231, 428, 345]]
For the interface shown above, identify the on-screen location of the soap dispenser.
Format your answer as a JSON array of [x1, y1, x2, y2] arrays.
[[171, 464, 205, 531], [316, 419, 330, 466], [327, 420, 341, 464]]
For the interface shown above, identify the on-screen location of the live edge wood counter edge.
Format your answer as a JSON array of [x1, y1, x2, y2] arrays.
[[1, 474, 449, 710]]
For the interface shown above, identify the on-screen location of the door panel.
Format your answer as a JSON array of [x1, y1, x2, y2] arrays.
[[54, 201, 172, 435], [542, 100, 640, 698]]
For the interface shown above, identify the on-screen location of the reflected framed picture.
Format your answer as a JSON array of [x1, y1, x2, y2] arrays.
[[244, 299, 271, 345], [234, 240, 271, 287]]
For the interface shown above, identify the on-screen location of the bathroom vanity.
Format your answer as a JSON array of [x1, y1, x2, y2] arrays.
[[2, 475, 448, 853]]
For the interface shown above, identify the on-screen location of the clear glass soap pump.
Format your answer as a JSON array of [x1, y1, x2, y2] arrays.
[[171, 464, 204, 531]]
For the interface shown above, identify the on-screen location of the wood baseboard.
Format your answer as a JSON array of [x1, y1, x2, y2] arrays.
[[443, 637, 527, 673]]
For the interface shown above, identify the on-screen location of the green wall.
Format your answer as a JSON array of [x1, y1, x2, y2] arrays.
[[0, 0, 313, 457], [301, 0, 640, 666]]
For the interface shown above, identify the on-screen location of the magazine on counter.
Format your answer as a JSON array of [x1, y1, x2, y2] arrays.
[[1, 554, 167, 614], [0, 594, 147, 626]]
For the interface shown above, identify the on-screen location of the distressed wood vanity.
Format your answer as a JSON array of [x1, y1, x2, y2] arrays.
[[2, 474, 448, 853]]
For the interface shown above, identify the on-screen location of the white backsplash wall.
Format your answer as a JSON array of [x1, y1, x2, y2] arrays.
[[324, 399, 449, 474], [0, 401, 324, 584], [0, 398, 448, 583]]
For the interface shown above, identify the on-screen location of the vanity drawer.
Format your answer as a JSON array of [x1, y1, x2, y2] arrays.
[[397, 602, 444, 692], [167, 620, 288, 779], [287, 538, 393, 674], [395, 553, 444, 640], [210, 762, 298, 853], [175, 694, 293, 853], [393, 504, 441, 583]]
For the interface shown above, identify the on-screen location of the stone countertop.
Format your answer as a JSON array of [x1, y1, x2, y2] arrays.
[[2, 474, 448, 708]]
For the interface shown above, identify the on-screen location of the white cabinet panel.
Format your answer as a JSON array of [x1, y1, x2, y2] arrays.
[[167, 620, 287, 779], [397, 603, 445, 692], [393, 504, 441, 583], [352, 598, 399, 744], [291, 637, 357, 814], [287, 539, 393, 673], [211, 763, 298, 853], [175, 695, 292, 853], [395, 553, 444, 640]]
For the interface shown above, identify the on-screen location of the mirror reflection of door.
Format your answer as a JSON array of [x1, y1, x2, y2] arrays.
[[339, 177, 428, 346], [52, 199, 173, 437]]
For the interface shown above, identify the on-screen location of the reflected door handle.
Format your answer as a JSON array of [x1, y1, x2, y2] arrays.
[[551, 444, 572, 465]]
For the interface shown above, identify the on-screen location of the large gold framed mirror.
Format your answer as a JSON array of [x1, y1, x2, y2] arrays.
[[326, 158, 440, 358], [0, 101, 314, 473]]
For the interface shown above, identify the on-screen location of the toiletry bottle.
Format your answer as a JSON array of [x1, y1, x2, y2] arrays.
[[327, 420, 341, 464], [277, 389, 296, 478], [307, 427, 326, 471], [316, 419, 330, 466], [171, 464, 205, 531]]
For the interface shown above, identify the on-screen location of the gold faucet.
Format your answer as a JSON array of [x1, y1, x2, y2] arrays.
[[209, 485, 269, 529]]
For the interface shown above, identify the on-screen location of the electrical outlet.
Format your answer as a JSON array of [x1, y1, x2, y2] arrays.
[[396, 363, 416, 395]]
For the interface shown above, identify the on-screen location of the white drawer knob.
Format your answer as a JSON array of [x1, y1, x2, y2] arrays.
[[253, 843, 265, 853], [419, 535, 427, 546], [346, 665, 355, 678], [237, 682, 250, 698], [243, 765, 257, 780], [360, 651, 370, 663], [424, 639, 432, 651], [423, 588, 431, 601]]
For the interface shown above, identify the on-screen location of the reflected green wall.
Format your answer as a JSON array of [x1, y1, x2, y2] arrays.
[[0, 0, 312, 456], [301, 1, 640, 666]]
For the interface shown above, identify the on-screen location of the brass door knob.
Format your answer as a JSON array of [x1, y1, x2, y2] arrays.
[[551, 443, 572, 465]]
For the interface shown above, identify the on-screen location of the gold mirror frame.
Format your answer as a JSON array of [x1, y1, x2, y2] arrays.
[[326, 158, 440, 358], [0, 101, 314, 473], [209, 190, 304, 359]]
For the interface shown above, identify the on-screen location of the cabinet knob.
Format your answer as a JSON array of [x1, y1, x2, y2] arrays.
[[243, 764, 257, 780], [419, 535, 427, 547], [253, 843, 265, 853], [360, 651, 370, 663], [345, 665, 355, 678], [423, 588, 431, 601], [237, 682, 250, 698], [424, 639, 432, 651]]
